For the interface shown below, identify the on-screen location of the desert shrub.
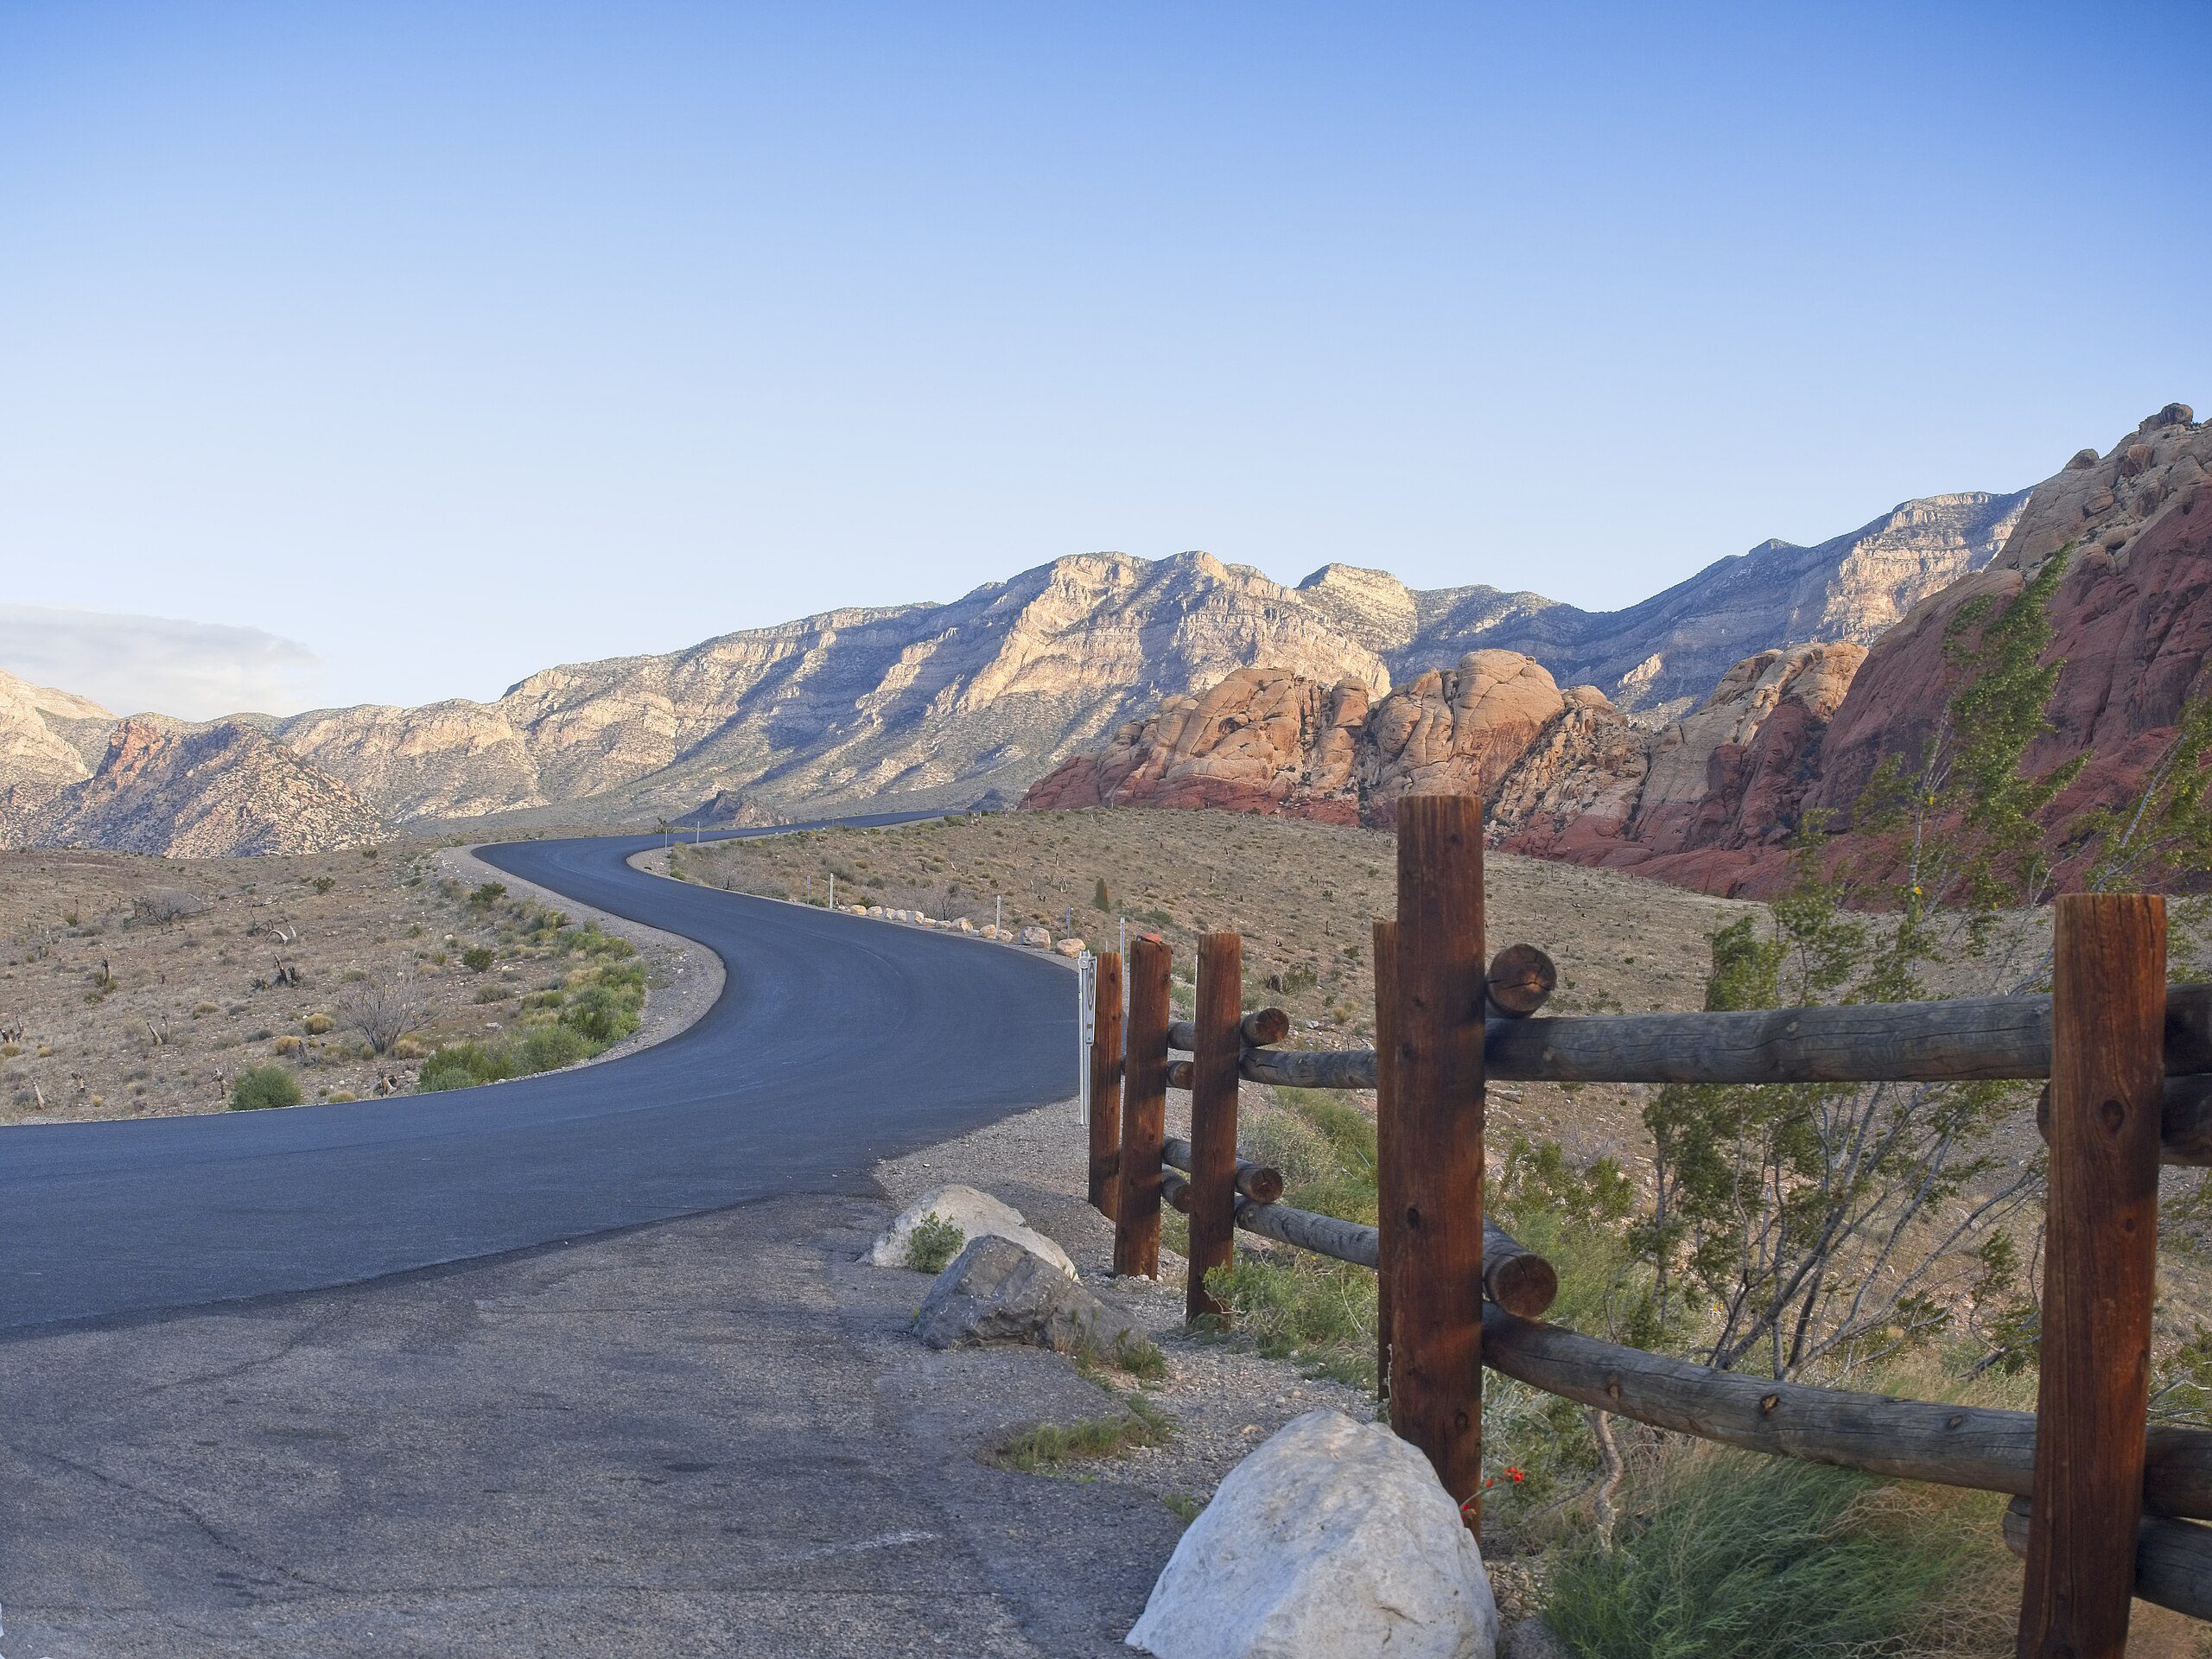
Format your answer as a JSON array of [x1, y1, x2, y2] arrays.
[[302, 1012, 334, 1035], [560, 981, 641, 1045], [1544, 1446, 2010, 1659], [310, 875, 335, 895], [416, 1023, 590, 1094], [461, 946, 495, 973], [467, 881, 505, 908], [515, 1022, 590, 1071], [133, 887, 207, 925], [230, 1065, 302, 1112], [905, 1213, 965, 1274], [336, 978, 423, 1056]]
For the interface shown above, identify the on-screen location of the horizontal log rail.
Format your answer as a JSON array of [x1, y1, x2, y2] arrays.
[[1156, 1163, 1557, 1319], [1475, 1301, 2212, 1522], [2002, 1500, 2212, 1624], [1166, 1007, 1292, 1053], [1161, 1136, 1284, 1204]]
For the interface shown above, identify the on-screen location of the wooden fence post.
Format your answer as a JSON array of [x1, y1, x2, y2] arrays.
[[2018, 893, 2166, 1658], [1393, 795, 1489, 1530], [1375, 917, 1401, 1406], [1089, 951, 1125, 1218], [1115, 936, 1172, 1280], [1187, 931, 1243, 1322]]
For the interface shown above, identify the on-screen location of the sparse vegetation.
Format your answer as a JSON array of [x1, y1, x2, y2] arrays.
[[414, 925, 644, 1093], [904, 1213, 965, 1274], [992, 1390, 1173, 1476], [1544, 1447, 2012, 1659]]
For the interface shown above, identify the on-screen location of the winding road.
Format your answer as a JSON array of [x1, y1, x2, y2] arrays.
[[0, 825, 1079, 1334]]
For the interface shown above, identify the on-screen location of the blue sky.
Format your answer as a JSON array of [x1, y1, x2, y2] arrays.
[[3, 1, 2207, 716]]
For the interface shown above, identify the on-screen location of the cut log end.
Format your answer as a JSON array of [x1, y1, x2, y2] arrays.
[[1486, 944, 1557, 1018], [1485, 1250, 1560, 1320]]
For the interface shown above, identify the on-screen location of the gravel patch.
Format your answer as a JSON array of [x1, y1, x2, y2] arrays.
[[861, 1094, 1376, 1523]]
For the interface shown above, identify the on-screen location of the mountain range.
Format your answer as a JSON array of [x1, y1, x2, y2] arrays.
[[0, 440, 2121, 861], [1025, 405, 2209, 897]]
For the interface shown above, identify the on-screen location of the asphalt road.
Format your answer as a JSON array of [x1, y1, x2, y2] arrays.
[[0, 827, 1078, 1334]]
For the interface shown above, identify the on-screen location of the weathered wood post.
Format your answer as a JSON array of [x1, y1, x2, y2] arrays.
[[1186, 931, 1243, 1322], [1115, 936, 1173, 1279], [2018, 893, 2166, 1658], [1392, 795, 1489, 1530], [1374, 917, 1401, 1404], [1088, 951, 1125, 1218]]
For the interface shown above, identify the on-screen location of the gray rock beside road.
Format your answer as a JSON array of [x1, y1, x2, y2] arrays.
[[1125, 1408, 1498, 1659], [868, 1182, 1077, 1277], [914, 1235, 1138, 1354]]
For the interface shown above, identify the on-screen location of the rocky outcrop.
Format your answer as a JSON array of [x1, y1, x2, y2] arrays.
[[1023, 653, 1602, 828], [1809, 406, 2210, 828], [1487, 690, 1650, 857], [1361, 652, 1569, 824], [1020, 669, 1371, 822], [10, 719, 385, 857]]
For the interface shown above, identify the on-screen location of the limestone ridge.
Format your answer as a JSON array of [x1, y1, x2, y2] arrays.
[[12, 718, 384, 857], [0, 476, 2044, 854], [1365, 490, 2024, 721]]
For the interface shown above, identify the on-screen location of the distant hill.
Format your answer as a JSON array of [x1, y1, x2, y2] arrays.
[[1, 467, 2042, 856]]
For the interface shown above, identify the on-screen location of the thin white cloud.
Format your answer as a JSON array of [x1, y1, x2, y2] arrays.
[[0, 604, 323, 721]]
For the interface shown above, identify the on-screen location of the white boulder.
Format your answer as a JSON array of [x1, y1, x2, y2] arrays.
[[1056, 937, 1085, 957], [868, 1183, 1077, 1278], [1019, 924, 1052, 948], [1126, 1409, 1497, 1659]]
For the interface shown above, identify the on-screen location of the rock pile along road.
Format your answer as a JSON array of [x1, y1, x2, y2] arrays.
[[0, 824, 1078, 1333]]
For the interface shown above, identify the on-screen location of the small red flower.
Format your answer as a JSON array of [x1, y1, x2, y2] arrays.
[[1505, 1466, 1526, 1483]]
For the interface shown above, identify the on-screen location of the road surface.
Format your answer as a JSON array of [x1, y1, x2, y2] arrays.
[[0, 826, 1078, 1333]]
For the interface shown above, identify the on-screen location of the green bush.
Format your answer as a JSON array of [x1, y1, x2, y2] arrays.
[[1544, 1448, 2003, 1659], [467, 881, 505, 908], [230, 1065, 302, 1111], [905, 1214, 965, 1274], [461, 946, 495, 973]]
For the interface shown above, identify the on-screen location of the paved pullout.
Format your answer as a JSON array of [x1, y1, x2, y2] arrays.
[[0, 828, 1077, 1333]]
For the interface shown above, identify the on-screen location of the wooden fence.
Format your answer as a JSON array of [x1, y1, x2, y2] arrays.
[[1081, 792, 2209, 1658]]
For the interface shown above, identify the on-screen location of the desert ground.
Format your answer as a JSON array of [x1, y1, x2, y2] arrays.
[[0, 834, 677, 1125]]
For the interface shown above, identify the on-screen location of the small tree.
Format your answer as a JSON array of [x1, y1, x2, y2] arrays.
[[1639, 548, 2212, 1380]]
